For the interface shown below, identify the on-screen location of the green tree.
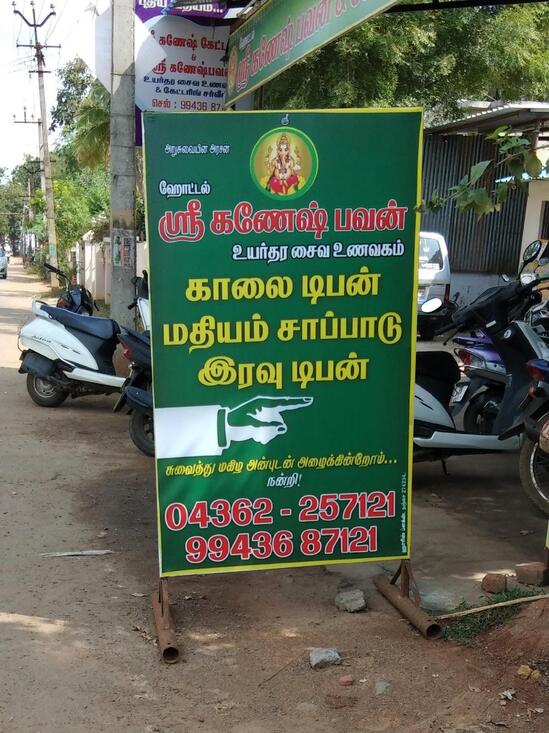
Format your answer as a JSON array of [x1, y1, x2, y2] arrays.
[[263, 6, 549, 119], [53, 179, 91, 267], [51, 59, 93, 133], [72, 83, 111, 168], [0, 168, 27, 247], [28, 188, 46, 244]]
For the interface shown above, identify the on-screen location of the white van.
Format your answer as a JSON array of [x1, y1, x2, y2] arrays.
[[417, 232, 450, 304], [417, 232, 451, 339]]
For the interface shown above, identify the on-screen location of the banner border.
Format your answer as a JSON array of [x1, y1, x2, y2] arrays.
[[142, 107, 423, 578], [224, 0, 401, 107]]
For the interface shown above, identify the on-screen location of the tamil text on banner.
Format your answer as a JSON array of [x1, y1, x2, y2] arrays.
[[135, 1, 234, 23], [143, 109, 422, 576], [226, 0, 401, 106], [135, 14, 228, 113]]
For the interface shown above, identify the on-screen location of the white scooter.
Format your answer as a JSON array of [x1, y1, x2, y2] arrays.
[[414, 240, 549, 461], [18, 272, 150, 407]]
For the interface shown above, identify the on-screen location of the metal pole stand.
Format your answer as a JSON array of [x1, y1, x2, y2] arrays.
[[151, 578, 180, 663], [374, 560, 442, 640]]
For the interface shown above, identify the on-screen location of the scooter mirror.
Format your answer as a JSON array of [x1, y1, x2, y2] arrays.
[[501, 274, 511, 283], [421, 298, 443, 313], [522, 240, 542, 265]]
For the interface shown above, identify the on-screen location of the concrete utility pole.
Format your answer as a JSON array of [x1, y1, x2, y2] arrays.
[[109, 0, 136, 328], [13, 2, 60, 285]]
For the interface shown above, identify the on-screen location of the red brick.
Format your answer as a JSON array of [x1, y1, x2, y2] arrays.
[[515, 562, 549, 586], [481, 573, 508, 594], [339, 675, 355, 687]]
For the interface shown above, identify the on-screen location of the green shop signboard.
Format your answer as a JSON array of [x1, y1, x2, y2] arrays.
[[225, 0, 400, 106], [143, 109, 422, 577]]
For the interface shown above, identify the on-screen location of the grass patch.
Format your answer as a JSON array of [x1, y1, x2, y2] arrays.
[[443, 586, 541, 645], [26, 263, 46, 277]]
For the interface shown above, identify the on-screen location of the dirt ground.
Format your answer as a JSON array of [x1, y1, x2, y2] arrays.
[[0, 259, 547, 733]]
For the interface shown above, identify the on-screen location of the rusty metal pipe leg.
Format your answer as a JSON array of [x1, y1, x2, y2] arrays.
[[151, 578, 180, 663], [374, 574, 442, 640]]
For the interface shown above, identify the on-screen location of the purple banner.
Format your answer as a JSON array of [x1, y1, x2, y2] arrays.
[[135, 1, 229, 24]]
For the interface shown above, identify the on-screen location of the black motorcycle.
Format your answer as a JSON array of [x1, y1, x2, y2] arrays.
[[500, 358, 549, 516], [44, 262, 96, 316]]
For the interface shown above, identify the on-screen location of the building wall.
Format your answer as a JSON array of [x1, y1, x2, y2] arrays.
[[421, 134, 528, 274], [136, 240, 149, 275], [76, 239, 148, 307], [450, 272, 505, 305]]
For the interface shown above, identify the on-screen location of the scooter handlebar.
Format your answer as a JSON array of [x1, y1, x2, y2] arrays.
[[44, 262, 65, 277], [434, 278, 541, 336]]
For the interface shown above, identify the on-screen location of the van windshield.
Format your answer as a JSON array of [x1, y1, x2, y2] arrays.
[[419, 237, 443, 270]]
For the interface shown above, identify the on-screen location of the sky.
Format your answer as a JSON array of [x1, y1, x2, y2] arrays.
[[0, 0, 89, 172]]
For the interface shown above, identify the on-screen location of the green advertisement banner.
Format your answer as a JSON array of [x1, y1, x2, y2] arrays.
[[225, 0, 400, 106], [143, 109, 422, 577]]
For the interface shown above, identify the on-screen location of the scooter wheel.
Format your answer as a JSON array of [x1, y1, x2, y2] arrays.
[[518, 437, 549, 517], [26, 373, 68, 407], [128, 410, 154, 457], [463, 390, 502, 435]]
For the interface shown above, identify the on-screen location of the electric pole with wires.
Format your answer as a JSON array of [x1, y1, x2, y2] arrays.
[[13, 1, 60, 283]]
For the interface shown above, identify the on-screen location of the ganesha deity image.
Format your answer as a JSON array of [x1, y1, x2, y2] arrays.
[[250, 127, 318, 200]]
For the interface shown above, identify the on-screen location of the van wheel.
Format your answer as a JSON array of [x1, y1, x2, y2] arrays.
[[26, 373, 68, 407], [128, 411, 154, 457], [519, 438, 549, 516]]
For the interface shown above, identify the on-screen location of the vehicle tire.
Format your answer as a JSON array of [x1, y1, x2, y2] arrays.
[[128, 410, 154, 457], [418, 324, 435, 341], [518, 438, 549, 516], [26, 373, 68, 407], [463, 389, 502, 434]]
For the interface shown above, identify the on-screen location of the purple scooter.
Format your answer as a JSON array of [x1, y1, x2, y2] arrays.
[[450, 330, 507, 433], [450, 301, 549, 432]]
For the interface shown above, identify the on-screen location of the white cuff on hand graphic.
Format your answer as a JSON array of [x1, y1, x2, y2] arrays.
[[155, 395, 313, 459]]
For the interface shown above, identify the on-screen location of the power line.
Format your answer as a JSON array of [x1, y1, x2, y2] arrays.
[[14, 0, 28, 45], [45, 0, 69, 42]]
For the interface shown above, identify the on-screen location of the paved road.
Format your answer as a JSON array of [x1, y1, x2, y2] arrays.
[[0, 259, 547, 732]]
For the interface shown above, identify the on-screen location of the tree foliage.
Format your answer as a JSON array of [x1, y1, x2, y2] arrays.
[[51, 61, 110, 169], [0, 178, 26, 245], [51, 59, 93, 133], [72, 82, 111, 168], [44, 61, 112, 260], [0, 158, 42, 245], [263, 6, 549, 120], [53, 179, 92, 267], [419, 127, 549, 218]]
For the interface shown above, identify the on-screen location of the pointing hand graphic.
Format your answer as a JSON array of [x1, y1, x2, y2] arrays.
[[223, 396, 314, 446]]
